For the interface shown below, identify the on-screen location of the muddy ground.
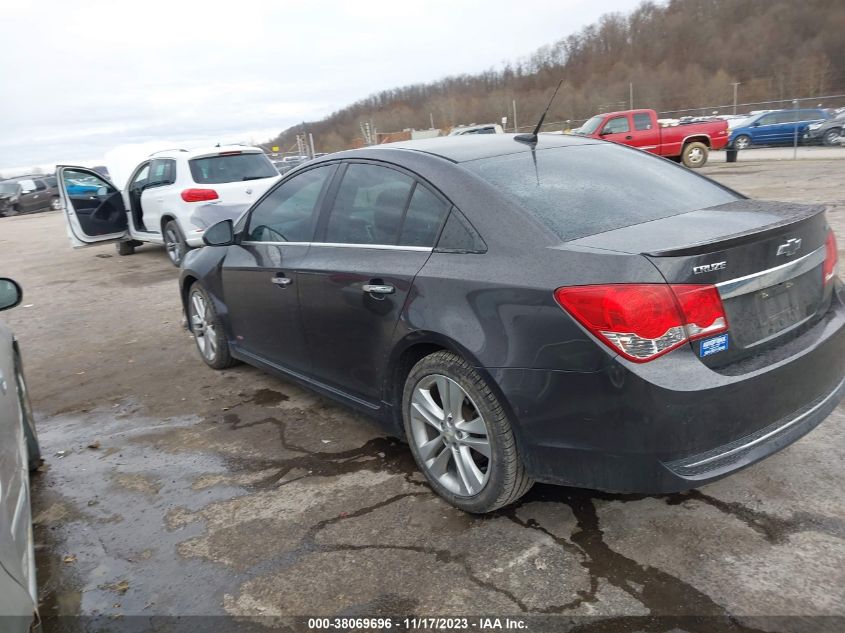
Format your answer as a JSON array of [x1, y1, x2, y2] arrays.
[[1, 159, 843, 632]]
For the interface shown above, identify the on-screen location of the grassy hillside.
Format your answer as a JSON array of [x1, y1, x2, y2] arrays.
[[268, 0, 845, 152]]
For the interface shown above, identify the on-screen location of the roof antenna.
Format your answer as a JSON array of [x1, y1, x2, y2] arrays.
[[514, 79, 564, 145]]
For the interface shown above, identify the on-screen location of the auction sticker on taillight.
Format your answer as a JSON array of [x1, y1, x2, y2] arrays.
[[700, 333, 729, 357]]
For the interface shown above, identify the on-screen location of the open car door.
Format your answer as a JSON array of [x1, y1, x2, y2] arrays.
[[57, 166, 128, 247]]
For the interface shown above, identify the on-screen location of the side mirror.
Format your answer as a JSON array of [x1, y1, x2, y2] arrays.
[[751, 121, 760, 127], [0, 278, 22, 311], [203, 219, 235, 247]]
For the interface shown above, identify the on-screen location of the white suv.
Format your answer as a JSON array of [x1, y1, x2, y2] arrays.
[[57, 146, 280, 265]]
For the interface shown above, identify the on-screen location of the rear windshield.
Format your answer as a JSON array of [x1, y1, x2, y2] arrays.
[[189, 153, 277, 184], [464, 143, 740, 241]]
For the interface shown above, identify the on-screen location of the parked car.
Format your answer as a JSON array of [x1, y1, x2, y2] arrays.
[[0, 176, 61, 217], [449, 124, 504, 135], [0, 277, 41, 632], [174, 134, 843, 513], [56, 146, 281, 266], [804, 111, 845, 146], [729, 108, 830, 150], [574, 108, 729, 167]]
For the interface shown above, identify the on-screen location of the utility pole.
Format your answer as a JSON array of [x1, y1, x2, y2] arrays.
[[629, 82, 633, 110], [308, 133, 316, 159], [429, 112, 435, 129], [792, 99, 799, 160], [512, 99, 518, 132], [731, 82, 741, 115]]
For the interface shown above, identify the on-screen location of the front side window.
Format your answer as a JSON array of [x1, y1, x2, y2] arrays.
[[323, 163, 414, 245], [63, 169, 116, 196], [246, 165, 334, 242], [757, 114, 777, 126], [603, 116, 630, 134], [633, 113, 652, 131], [189, 152, 277, 184], [129, 163, 150, 190]]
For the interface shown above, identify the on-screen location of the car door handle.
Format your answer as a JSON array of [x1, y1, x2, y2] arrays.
[[625, 135, 633, 140], [362, 284, 394, 295], [271, 275, 292, 287]]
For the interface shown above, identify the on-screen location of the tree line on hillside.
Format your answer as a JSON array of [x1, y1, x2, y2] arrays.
[[268, 0, 845, 153]]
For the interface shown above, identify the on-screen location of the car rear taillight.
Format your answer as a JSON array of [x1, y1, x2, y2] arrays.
[[823, 230, 838, 284], [554, 284, 728, 363], [181, 188, 219, 202]]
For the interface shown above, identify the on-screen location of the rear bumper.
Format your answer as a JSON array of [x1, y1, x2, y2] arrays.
[[490, 284, 845, 493]]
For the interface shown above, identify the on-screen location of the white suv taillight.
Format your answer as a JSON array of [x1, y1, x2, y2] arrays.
[[823, 230, 839, 284], [554, 284, 729, 362], [181, 188, 219, 202]]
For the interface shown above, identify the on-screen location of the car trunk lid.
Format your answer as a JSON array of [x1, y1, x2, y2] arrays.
[[569, 199, 833, 363]]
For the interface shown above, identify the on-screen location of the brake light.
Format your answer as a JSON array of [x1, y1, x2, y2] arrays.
[[823, 231, 838, 284], [554, 284, 728, 362], [181, 188, 219, 202]]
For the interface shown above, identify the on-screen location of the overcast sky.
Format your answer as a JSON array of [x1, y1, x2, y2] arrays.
[[0, 0, 639, 173]]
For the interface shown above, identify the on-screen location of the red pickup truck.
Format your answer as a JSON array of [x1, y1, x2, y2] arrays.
[[574, 109, 729, 168]]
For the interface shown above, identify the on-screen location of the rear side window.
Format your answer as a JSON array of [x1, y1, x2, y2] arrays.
[[149, 159, 176, 186], [246, 165, 334, 242], [633, 113, 652, 131], [323, 164, 414, 245], [465, 144, 740, 242], [189, 153, 277, 184], [398, 184, 450, 247]]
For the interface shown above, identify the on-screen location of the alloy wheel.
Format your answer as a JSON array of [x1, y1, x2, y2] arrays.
[[165, 227, 184, 265], [189, 290, 217, 362], [409, 374, 491, 497], [50, 197, 62, 211], [734, 136, 750, 150], [687, 146, 704, 165]]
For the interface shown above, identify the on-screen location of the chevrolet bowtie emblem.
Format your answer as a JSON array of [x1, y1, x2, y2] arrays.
[[776, 238, 802, 257]]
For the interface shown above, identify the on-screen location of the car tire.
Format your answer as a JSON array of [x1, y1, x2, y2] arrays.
[[822, 128, 841, 146], [8, 204, 19, 217], [682, 141, 709, 168], [188, 281, 236, 370], [14, 351, 41, 471], [733, 135, 751, 151], [116, 241, 135, 256], [402, 350, 532, 513], [50, 196, 62, 211], [163, 220, 188, 267]]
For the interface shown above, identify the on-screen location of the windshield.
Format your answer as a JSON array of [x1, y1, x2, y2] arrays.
[[189, 153, 278, 184], [574, 115, 604, 136], [464, 143, 740, 242], [0, 182, 19, 195]]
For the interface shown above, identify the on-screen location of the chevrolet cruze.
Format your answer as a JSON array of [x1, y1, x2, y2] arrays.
[[176, 134, 843, 513]]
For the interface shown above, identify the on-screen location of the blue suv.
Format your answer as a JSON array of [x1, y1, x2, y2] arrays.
[[729, 108, 829, 149]]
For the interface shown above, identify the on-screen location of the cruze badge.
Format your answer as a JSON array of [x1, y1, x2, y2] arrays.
[[776, 238, 802, 257], [693, 261, 726, 274]]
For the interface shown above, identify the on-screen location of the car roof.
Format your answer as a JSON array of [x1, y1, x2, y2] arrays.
[[150, 145, 264, 160], [331, 133, 601, 164]]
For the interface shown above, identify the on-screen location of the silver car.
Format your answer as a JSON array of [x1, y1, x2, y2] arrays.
[[0, 278, 41, 632]]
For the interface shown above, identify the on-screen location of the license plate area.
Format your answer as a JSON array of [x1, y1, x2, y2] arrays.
[[754, 281, 801, 337]]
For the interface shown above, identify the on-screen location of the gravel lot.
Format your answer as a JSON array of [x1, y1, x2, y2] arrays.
[[1, 158, 843, 632]]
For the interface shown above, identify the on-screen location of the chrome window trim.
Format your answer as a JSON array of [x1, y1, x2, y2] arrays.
[[240, 240, 432, 252], [715, 244, 826, 299]]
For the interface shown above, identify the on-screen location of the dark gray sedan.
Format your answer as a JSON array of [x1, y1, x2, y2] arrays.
[[179, 134, 844, 512], [0, 278, 41, 630]]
